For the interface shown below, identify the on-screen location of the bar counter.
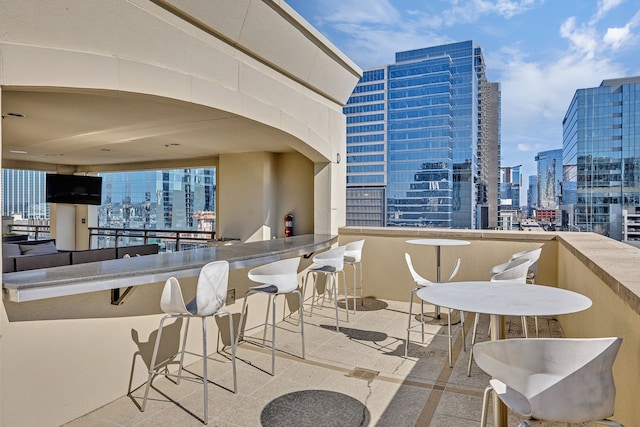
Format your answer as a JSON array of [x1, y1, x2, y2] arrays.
[[3, 234, 336, 303]]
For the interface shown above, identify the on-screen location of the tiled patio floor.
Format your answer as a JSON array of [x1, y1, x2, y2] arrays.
[[65, 297, 564, 427]]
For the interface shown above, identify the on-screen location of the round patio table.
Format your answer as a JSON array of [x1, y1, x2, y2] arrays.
[[417, 281, 592, 427], [407, 238, 470, 322]]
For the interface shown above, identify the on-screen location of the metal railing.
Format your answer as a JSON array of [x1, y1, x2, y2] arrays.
[[88, 227, 217, 252], [4, 224, 222, 252], [6, 224, 51, 241]]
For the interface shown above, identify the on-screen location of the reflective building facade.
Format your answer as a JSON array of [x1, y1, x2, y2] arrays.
[[99, 168, 216, 231], [536, 149, 562, 209], [2, 169, 48, 219], [345, 41, 499, 229], [562, 77, 640, 239]]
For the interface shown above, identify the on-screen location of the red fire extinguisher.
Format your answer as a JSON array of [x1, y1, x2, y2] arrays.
[[284, 213, 294, 237]]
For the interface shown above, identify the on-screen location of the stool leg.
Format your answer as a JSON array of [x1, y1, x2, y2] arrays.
[[176, 316, 190, 384], [236, 290, 253, 344], [294, 289, 306, 359], [225, 312, 238, 393], [358, 261, 364, 307], [271, 294, 277, 375], [330, 273, 340, 332], [341, 270, 349, 323], [142, 315, 168, 412], [201, 317, 209, 424]]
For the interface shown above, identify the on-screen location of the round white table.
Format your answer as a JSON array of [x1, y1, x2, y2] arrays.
[[407, 239, 470, 321], [406, 238, 470, 282], [417, 281, 592, 427]]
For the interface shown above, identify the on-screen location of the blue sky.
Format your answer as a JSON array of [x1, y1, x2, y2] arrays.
[[286, 0, 640, 185]]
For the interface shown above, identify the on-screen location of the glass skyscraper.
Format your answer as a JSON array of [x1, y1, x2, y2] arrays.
[[527, 175, 538, 218], [535, 149, 562, 210], [562, 76, 640, 239], [2, 169, 48, 219], [345, 41, 498, 229], [100, 168, 216, 231], [2, 168, 215, 231]]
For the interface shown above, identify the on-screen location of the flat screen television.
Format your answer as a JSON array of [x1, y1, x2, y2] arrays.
[[46, 174, 103, 205]]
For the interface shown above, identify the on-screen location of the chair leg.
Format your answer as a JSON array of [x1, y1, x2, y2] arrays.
[[447, 307, 452, 368], [521, 315, 529, 338], [459, 311, 466, 352], [420, 298, 425, 342], [405, 288, 416, 357], [534, 316, 539, 338], [467, 312, 479, 376], [480, 384, 493, 427], [201, 317, 209, 424]]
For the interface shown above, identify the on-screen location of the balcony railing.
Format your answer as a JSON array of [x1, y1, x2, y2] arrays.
[[88, 227, 218, 251], [5, 224, 224, 252]]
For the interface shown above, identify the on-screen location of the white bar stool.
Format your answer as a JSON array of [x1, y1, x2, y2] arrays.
[[303, 245, 348, 332], [343, 239, 366, 313], [236, 257, 304, 375], [141, 260, 237, 424]]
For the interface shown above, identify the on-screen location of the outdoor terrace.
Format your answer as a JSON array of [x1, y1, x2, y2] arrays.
[[8, 226, 639, 426], [69, 297, 563, 426]]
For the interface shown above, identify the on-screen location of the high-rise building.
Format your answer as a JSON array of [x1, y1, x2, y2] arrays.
[[535, 149, 562, 209], [562, 76, 640, 240], [344, 41, 500, 229], [2, 169, 48, 220], [99, 168, 216, 231], [527, 175, 538, 218], [498, 165, 521, 229]]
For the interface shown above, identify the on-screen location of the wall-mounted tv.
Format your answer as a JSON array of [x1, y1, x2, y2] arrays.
[[46, 174, 103, 205]]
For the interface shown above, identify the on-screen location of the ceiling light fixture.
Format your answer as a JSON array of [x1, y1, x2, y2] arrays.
[[9, 150, 27, 154]]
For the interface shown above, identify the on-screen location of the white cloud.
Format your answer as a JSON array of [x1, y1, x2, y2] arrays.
[[317, 0, 399, 26], [593, 0, 625, 23], [603, 10, 640, 50], [604, 24, 631, 49], [560, 16, 599, 59]]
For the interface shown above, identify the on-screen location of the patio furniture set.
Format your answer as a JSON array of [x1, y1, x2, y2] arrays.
[[138, 238, 624, 427]]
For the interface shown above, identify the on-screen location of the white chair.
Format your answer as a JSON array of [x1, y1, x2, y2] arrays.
[[236, 257, 304, 375], [467, 257, 531, 376], [303, 245, 348, 332], [343, 239, 365, 313], [496, 247, 543, 337], [404, 253, 465, 367], [476, 337, 624, 427], [492, 247, 542, 283], [141, 260, 237, 424]]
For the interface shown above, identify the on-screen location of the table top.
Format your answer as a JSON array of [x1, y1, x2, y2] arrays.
[[416, 281, 592, 317], [407, 238, 470, 247]]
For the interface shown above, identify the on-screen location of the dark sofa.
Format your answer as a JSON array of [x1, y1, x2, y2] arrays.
[[2, 241, 159, 273]]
